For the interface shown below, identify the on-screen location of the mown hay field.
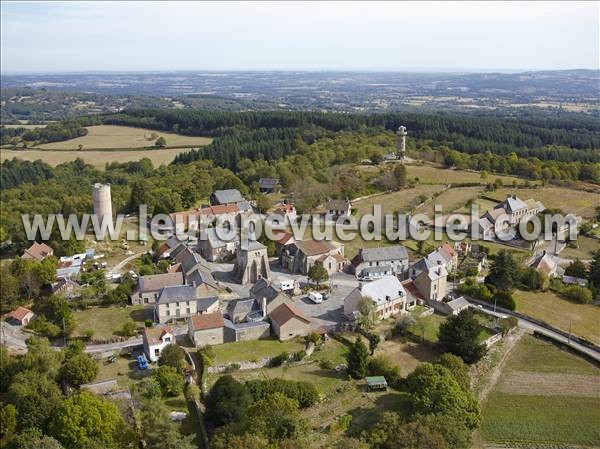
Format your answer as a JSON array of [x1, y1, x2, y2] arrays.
[[1, 147, 198, 168], [406, 164, 532, 186], [481, 334, 600, 447]]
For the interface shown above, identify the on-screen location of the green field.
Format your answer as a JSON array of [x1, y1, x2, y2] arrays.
[[73, 305, 151, 340], [487, 187, 600, 218], [481, 334, 600, 447], [559, 235, 600, 260], [208, 338, 305, 365], [513, 290, 600, 345]]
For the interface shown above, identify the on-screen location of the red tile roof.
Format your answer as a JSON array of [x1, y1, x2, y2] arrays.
[[6, 306, 33, 322], [189, 312, 224, 331], [275, 204, 296, 214], [269, 302, 310, 326], [273, 231, 294, 245], [401, 280, 425, 301], [22, 242, 53, 261], [143, 325, 173, 345], [198, 204, 240, 216]]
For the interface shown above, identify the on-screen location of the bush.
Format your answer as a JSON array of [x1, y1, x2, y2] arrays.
[[393, 315, 416, 337], [144, 319, 153, 328], [368, 356, 401, 387], [492, 290, 516, 310], [245, 378, 319, 408], [562, 285, 593, 304], [269, 351, 289, 367], [152, 365, 184, 397], [319, 359, 335, 370], [292, 350, 306, 362], [222, 363, 241, 373]]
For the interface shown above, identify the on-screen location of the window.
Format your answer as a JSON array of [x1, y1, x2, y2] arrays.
[[154, 349, 160, 356], [166, 310, 170, 316], [186, 301, 190, 306], [164, 337, 171, 342], [176, 309, 180, 317], [186, 308, 190, 314]]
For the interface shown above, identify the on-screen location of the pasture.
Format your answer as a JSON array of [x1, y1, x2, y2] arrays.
[[487, 187, 600, 218], [481, 334, 600, 447], [1, 147, 198, 168], [405, 164, 531, 186], [34, 125, 212, 149], [513, 290, 600, 345], [353, 184, 446, 217]]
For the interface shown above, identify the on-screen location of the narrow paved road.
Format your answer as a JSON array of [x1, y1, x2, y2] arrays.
[[469, 300, 600, 363]]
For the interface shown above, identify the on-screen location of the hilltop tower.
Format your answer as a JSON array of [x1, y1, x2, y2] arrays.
[[396, 125, 407, 160], [92, 183, 113, 226]]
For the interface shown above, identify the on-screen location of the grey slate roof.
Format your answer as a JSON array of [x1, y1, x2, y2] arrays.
[[446, 296, 470, 312], [157, 285, 198, 304], [212, 189, 244, 205], [258, 178, 280, 189], [227, 298, 260, 318], [223, 318, 270, 331], [197, 297, 219, 312], [240, 239, 266, 252], [249, 278, 281, 302], [236, 201, 253, 212], [410, 257, 436, 277], [496, 195, 528, 213], [360, 275, 406, 306], [360, 246, 408, 262], [326, 199, 351, 210]]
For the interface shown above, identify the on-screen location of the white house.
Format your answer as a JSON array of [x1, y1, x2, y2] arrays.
[[142, 325, 175, 362], [344, 275, 411, 321]]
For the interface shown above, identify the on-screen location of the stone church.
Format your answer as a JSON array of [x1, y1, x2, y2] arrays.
[[233, 238, 271, 285]]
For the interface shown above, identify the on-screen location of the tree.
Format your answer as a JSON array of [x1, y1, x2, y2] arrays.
[[138, 398, 195, 449], [346, 338, 370, 379], [152, 365, 184, 397], [8, 370, 63, 431], [255, 193, 272, 213], [587, 250, 600, 289], [206, 375, 253, 425], [155, 136, 167, 147], [562, 285, 593, 304], [120, 319, 138, 337], [366, 412, 447, 449], [492, 290, 516, 310], [246, 393, 307, 442], [13, 431, 65, 449], [367, 332, 381, 355], [356, 297, 377, 331], [486, 250, 518, 290], [60, 352, 99, 387], [393, 164, 408, 189], [564, 259, 588, 279], [211, 431, 268, 449], [244, 379, 319, 408], [307, 261, 328, 285], [437, 353, 470, 392], [49, 391, 129, 449], [0, 403, 17, 439], [370, 151, 384, 165], [438, 309, 487, 364], [404, 363, 480, 431], [158, 343, 186, 373]]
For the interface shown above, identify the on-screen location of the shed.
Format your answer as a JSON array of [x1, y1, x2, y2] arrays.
[[365, 376, 388, 391]]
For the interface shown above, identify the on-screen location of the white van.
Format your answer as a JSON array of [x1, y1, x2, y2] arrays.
[[307, 291, 323, 304], [279, 279, 295, 292]]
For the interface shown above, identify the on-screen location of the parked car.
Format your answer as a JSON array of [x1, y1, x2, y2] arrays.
[[307, 291, 323, 304]]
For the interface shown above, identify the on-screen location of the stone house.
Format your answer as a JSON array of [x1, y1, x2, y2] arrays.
[[188, 312, 225, 347], [154, 284, 218, 323], [198, 227, 238, 262], [269, 302, 312, 341], [22, 242, 54, 261], [258, 178, 280, 194], [5, 306, 34, 326], [351, 246, 409, 280], [130, 272, 185, 305], [281, 239, 346, 275], [324, 199, 352, 219], [413, 264, 448, 302]]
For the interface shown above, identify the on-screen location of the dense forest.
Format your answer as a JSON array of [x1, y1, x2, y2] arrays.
[[0, 121, 90, 146], [103, 109, 600, 162]]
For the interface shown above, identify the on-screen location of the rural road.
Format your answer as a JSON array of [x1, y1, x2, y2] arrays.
[[108, 251, 145, 276], [468, 299, 600, 363]]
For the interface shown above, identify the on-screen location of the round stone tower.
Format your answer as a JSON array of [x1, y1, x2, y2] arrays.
[[92, 183, 113, 223]]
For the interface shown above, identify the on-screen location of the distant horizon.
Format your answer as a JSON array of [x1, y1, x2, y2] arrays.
[[2, 67, 598, 77]]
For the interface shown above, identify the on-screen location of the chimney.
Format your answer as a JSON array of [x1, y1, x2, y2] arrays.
[[262, 297, 267, 318]]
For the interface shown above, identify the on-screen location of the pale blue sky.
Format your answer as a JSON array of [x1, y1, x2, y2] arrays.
[[1, 1, 598, 73]]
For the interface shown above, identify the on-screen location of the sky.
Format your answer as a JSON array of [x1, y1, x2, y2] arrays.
[[1, 1, 598, 73]]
